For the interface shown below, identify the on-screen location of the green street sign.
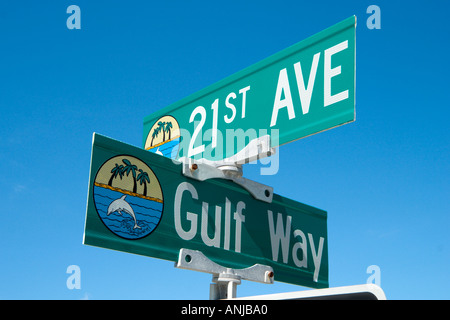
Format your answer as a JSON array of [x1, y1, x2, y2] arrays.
[[84, 133, 328, 288], [143, 16, 356, 161]]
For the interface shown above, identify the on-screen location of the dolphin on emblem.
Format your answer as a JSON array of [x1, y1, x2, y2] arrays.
[[107, 195, 141, 229]]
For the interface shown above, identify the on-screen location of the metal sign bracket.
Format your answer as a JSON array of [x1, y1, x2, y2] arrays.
[[175, 248, 274, 300], [179, 135, 275, 203]]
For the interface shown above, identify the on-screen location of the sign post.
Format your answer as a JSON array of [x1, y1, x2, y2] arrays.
[[84, 133, 328, 289]]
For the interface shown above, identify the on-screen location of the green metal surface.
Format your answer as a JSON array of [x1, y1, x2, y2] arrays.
[[84, 133, 328, 288], [143, 16, 356, 161]]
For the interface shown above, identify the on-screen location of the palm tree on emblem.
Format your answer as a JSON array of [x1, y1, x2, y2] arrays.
[[158, 121, 166, 142], [108, 163, 124, 187], [122, 159, 138, 193], [137, 169, 150, 196], [150, 126, 161, 147], [164, 121, 173, 141]]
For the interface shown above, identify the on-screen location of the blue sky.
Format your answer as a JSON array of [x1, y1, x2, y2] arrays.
[[1, 1, 449, 300]]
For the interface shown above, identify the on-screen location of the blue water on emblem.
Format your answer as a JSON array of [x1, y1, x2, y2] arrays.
[[93, 186, 163, 240], [149, 137, 180, 159]]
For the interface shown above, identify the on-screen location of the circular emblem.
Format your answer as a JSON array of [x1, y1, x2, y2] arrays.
[[92, 155, 164, 240], [144, 115, 180, 159]]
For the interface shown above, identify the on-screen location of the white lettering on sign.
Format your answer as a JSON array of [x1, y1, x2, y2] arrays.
[[270, 40, 349, 127], [271, 68, 295, 127], [174, 182, 246, 252], [324, 41, 349, 107], [188, 85, 251, 158], [267, 210, 325, 282], [174, 182, 198, 241], [173, 182, 325, 283], [294, 52, 321, 115]]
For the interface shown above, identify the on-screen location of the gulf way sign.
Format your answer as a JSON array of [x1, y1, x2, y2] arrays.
[[143, 16, 356, 161], [84, 133, 328, 288]]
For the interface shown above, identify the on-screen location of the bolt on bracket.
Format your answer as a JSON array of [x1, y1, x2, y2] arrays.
[[175, 248, 274, 300], [179, 135, 275, 203]]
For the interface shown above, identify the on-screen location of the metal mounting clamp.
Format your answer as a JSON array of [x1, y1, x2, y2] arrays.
[[179, 135, 275, 203], [175, 248, 274, 300]]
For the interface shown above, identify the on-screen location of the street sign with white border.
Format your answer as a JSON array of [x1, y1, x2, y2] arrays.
[[232, 284, 386, 300]]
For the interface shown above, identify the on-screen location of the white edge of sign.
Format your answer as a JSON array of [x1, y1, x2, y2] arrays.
[[232, 284, 386, 300]]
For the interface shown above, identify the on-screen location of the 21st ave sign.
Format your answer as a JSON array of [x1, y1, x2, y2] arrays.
[[84, 134, 328, 288], [143, 16, 356, 161]]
